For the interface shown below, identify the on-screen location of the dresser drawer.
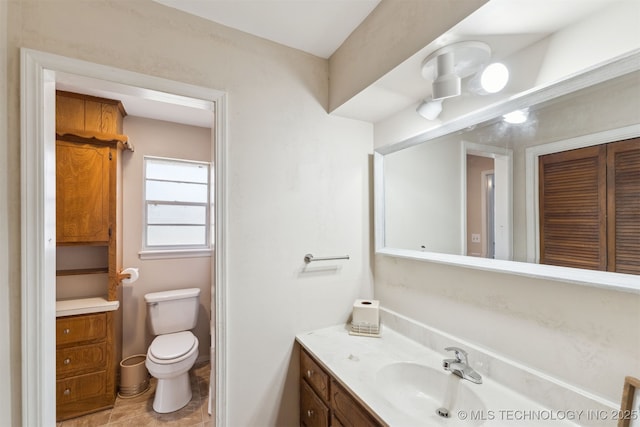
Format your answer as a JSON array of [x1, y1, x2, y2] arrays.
[[56, 313, 106, 346], [300, 379, 329, 427], [56, 342, 107, 378], [301, 349, 329, 402], [56, 370, 107, 405]]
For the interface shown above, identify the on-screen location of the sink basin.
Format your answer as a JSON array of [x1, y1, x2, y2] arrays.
[[376, 362, 486, 426]]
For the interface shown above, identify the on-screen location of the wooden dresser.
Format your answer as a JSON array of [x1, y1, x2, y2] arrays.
[[300, 347, 386, 427], [55, 91, 130, 421]]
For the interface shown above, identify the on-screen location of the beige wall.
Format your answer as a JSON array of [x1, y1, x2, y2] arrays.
[[121, 116, 212, 360], [4, 1, 373, 425]]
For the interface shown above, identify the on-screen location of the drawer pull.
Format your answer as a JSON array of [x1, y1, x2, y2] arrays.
[[63, 328, 70, 334], [63, 388, 71, 396], [307, 409, 314, 418], [63, 358, 71, 365], [306, 369, 313, 378]]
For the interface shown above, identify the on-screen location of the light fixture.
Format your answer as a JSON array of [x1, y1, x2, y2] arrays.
[[502, 108, 529, 124], [421, 41, 491, 100], [416, 98, 443, 120], [479, 62, 509, 93], [431, 51, 461, 100]]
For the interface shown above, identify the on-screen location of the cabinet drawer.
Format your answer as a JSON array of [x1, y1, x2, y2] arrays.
[[56, 313, 106, 346], [56, 370, 107, 405], [331, 379, 382, 427], [301, 349, 329, 402], [57, 342, 107, 378], [300, 380, 329, 427]]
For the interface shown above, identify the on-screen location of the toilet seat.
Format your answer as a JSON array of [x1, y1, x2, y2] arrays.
[[148, 331, 197, 364]]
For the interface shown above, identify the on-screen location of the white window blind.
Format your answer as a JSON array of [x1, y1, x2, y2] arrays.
[[143, 156, 211, 251]]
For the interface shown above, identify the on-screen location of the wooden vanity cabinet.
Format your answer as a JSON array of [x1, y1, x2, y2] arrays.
[[300, 347, 385, 427], [55, 312, 116, 421]]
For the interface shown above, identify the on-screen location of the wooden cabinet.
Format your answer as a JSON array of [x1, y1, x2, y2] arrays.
[[56, 140, 111, 244], [55, 91, 129, 421], [55, 312, 116, 421], [300, 347, 385, 427]]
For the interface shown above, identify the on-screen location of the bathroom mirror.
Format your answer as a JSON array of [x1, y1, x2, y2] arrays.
[[374, 50, 640, 291]]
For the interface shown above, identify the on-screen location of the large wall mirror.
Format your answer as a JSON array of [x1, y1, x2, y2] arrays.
[[375, 50, 640, 291]]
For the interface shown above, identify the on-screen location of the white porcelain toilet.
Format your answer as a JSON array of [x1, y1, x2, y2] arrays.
[[144, 288, 200, 413]]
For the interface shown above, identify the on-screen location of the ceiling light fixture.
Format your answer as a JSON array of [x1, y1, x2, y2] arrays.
[[418, 41, 511, 121], [421, 41, 492, 100], [478, 62, 509, 93], [416, 98, 443, 120]]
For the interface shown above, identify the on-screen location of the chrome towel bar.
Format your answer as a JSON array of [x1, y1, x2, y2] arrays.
[[304, 253, 350, 264]]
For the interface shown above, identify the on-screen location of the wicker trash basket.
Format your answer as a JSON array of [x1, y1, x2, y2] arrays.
[[119, 354, 150, 398]]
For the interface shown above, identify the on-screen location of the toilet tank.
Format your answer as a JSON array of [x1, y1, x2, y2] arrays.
[[145, 288, 201, 335]]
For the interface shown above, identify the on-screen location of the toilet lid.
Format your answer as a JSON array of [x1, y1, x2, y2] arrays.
[[149, 331, 196, 360]]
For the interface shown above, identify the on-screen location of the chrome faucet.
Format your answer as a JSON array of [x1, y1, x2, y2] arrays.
[[443, 347, 482, 384]]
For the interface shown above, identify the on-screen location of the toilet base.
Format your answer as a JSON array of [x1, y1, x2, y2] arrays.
[[152, 372, 192, 413]]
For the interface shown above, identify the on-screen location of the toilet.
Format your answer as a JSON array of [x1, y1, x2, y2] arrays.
[[144, 288, 200, 413]]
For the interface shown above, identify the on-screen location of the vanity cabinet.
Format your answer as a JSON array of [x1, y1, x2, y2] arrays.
[[300, 348, 385, 427], [55, 312, 115, 420]]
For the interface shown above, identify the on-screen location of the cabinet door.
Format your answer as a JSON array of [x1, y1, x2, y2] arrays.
[[331, 379, 382, 427], [300, 380, 329, 427], [56, 141, 111, 243], [607, 138, 640, 274]]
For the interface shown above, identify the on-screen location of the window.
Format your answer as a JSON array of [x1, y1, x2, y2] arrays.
[[142, 156, 211, 255]]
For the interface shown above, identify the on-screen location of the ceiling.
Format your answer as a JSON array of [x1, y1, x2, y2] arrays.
[[59, 0, 629, 128], [152, 0, 381, 59]]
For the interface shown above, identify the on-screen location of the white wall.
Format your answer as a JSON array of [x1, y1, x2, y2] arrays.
[[384, 136, 463, 253], [5, 1, 373, 425], [121, 116, 212, 360]]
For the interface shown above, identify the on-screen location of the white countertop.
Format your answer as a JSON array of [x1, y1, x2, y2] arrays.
[[296, 324, 580, 427], [56, 297, 119, 317]]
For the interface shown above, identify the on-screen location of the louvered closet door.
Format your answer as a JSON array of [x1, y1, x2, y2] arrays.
[[607, 138, 640, 274], [539, 145, 607, 270]]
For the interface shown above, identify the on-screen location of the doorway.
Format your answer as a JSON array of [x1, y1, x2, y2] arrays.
[[20, 49, 227, 426], [464, 142, 513, 260]]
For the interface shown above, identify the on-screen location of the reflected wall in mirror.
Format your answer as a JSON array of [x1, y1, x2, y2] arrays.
[[376, 52, 640, 277]]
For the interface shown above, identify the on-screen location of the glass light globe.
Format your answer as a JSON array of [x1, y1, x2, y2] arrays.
[[480, 63, 509, 93]]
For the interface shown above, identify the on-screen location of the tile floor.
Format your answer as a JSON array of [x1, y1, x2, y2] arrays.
[[57, 361, 212, 427]]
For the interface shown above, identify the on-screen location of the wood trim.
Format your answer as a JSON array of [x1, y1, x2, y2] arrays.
[[56, 129, 133, 151], [618, 376, 640, 427]]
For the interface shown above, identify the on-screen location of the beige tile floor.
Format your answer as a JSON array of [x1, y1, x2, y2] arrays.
[[57, 361, 212, 427]]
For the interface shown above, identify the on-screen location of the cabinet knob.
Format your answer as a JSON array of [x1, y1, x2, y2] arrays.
[[306, 370, 313, 378], [307, 409, 314, 418], [63, 358, 71, 365], [63, 328, 70, 334], [63, 388, 71, 396]]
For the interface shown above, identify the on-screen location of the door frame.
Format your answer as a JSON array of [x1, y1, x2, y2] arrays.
[[20, 48, 228, 426]]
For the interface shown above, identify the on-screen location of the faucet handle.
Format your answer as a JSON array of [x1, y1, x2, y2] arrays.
[[445, 346, 469, 364]]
